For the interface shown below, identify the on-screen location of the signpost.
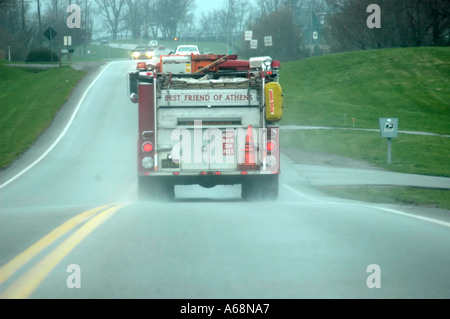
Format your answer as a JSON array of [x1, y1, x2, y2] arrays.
[[264, 36, 273, 47], [244, 31, 253, 41], [379, 118, 398, 164], [43, 27, 57, 63], [63, 36, 72, 62]]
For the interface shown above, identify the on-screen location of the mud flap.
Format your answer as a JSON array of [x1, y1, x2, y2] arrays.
[[138, 176, 175, 202], [241, 174, 279, 201]]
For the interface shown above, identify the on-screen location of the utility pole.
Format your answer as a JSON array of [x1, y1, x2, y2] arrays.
[[37, 0, 42, 45], [21, 0, 26, 31], [84, 0, 87, 54]]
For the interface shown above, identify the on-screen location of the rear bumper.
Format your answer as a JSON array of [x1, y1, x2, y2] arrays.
[[138, 171, 280, 187]]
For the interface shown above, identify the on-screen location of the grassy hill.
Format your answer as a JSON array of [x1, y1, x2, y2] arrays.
[[280, 47, 450, 134], [279, 47, 450, 177], [279, 47, 449, 208], [0, 62, 85, 169]]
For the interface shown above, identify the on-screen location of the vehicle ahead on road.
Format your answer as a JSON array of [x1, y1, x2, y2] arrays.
[[132, 46, 153, 60], [148, 40, 158, 48], [175, 45, 200, 55], [128, 54, 283, 201]]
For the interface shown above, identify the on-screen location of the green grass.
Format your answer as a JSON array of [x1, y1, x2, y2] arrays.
[[280, 47, 450, 135], [281, 129, 450, 177], [279, 47, 450, 209], [317, 186, 450, 210], [70, 44, 130, 61], [0, 62, 85, 168]]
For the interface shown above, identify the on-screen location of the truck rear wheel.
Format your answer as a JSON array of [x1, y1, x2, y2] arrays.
[[138, 176, 175, 201]]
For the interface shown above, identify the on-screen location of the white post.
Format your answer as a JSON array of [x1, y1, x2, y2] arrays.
[[387, 137, 392, 164]]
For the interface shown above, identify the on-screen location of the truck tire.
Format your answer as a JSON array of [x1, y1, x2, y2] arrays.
[[138, 176, 175, 202]]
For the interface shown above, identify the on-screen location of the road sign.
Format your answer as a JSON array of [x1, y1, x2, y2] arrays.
[[44, 27, 57, 41], [264, 36, 272, 46], [379, 118, 399, 164], [245, 31, 253, 41], [64, 36, 72, 46], [250, 39, 258, 49], [379, 118, 398, 138]]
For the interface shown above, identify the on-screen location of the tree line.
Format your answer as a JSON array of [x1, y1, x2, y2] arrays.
[[0, 0, 448, 62], [326, 0, 450, 52], [0, 0, 94, 61]]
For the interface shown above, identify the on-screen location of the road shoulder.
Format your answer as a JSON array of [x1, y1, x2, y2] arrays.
[[0, 62, 106, 186]]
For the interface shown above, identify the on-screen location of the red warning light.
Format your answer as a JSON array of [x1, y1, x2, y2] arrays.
[[142, 142, 153, 153], [267, 140, 276, 152]]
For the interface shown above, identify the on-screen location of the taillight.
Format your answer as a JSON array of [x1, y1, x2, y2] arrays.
[[142, 142, 153, 153], [267, 140, 276, 152], [137, 62, 146, 69], [142, 157, 154, 169]]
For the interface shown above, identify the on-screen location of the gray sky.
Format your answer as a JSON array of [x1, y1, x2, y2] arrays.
[[195, 0, 226, 14]]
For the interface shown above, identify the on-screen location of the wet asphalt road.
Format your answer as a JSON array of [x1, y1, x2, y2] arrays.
[[0, 60, 449, 299]]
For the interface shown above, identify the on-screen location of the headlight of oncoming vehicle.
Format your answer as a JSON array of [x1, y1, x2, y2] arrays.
[[142, 156, 154, 169], [146, 51, 152, 58]]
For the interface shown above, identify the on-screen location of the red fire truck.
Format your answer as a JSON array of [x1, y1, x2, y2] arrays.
[[128, 53, 283, 201]]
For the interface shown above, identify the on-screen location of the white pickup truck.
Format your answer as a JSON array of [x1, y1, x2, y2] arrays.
[[175, 45, 200, 55]]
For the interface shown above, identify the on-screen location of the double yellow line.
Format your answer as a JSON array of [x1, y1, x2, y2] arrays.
[[0, 204, 123, 299]]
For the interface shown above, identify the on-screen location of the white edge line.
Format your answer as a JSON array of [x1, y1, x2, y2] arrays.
[[0, 62, 114, 190], [364, 205, 450, 228], [282, 184, 450, 229]]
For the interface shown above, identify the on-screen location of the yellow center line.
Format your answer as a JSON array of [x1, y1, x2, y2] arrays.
[[0, 204, 123, 299], [0, 204, 111, 285]]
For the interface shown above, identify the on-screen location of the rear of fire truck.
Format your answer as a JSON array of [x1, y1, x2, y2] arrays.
[[128, 53, 283, 201]]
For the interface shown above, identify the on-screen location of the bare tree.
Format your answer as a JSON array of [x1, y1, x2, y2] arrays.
[[243, 4, 303, 61], [326, 0, 449, 53], [219, 0, 250, 51], [125, 0, 143, 40], [154, 0, 195, 39], [200, 9, 223, 42], [417, 0, 450, 46], [95, 0, 126, 40], [140, 0, 158, 39], [0, 0, 33, 60]]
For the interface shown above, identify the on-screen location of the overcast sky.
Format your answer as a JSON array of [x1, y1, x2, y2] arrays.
[[195, 0, 225, 14]]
